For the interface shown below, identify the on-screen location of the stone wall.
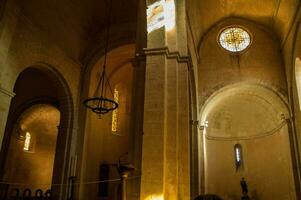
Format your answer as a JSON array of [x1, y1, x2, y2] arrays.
[[201, 84, 295, 200], [0, 0, 81, 198], [197, 17, 295, 199], [80, 45, 136, 200], [3, 104, 59, 192], [198, 18, 287, 106]]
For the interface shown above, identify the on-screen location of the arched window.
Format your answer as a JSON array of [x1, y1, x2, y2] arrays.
[[295, 58, 301, 110], [23, 132, 31, 151], [234, 144, 243, 170], [111, 88, 119, 132]]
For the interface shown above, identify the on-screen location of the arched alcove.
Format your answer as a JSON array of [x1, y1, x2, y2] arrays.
[[2, 104, 60, 191], [80, 44, 139, 200], [199, 83, 295, 200], [197, 18, 287, 105], [0, 66, 73, 199]]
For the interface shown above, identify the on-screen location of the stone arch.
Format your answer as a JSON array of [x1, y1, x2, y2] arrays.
[[0, 63, 74, 199], [197, 17, 287, 108], [78, 44, 141, 199], [77, 43, 136, 153], [198, 82, 298, 199], [197, 17, 280, 55], [200, 82, 289, 124]]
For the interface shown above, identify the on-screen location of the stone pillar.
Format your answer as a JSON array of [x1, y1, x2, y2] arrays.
[[0, 86, 15, 150], [140, 0, 190, 199], [121, 172, 130, 200], [286, 118, 301, 199], [198, 125, 206, 195]]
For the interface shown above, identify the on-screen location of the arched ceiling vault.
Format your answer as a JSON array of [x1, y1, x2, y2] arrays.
[[13, 0, 299, 63], [187, 0, 300, 51], [15, 0, 139, 62], [200, 83, 289, 139]]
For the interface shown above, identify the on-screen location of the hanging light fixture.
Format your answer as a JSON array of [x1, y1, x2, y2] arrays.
[[83, 0, 118, 118]]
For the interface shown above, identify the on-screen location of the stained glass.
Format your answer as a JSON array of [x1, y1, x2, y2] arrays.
[[111, 88, 119, 132], [219, 27, 251, 52]]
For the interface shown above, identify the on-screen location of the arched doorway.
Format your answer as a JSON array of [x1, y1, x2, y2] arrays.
[[199, 83, 296, 200], [0, 66, 73, 199], [2, 104, 60, 191]]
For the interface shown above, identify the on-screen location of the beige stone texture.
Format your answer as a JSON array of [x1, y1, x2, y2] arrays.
[[79, 44, 137, 200], [201, 84, 295, 200], [1, 0, 301, 199], [3, 104, 59, 191]]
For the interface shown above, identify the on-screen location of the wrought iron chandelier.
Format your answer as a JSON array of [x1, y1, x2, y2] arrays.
[[83, 0, 118, 118]]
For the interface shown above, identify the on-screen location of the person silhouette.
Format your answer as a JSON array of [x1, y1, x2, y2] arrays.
[[240, 178, 248, 195], [240, 178, 250, 200]]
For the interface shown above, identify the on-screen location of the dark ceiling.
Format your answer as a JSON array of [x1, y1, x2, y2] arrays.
[[17, 0, 139, 62]]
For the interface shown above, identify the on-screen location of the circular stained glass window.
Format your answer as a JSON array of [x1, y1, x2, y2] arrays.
[[219, 26, 251, 52]]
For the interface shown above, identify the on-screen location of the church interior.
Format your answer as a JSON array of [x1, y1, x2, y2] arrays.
[[0, 0, 301, 199]]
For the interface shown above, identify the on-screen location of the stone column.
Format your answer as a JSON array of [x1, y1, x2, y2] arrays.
[[140, 0, 190, 199], [198, 125, 206, 195], [121, 172, 130, 200], [0, 86, 15, 150], [286, 117, 301, 198]]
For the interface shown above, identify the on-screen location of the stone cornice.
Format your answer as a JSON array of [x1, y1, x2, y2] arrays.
[[0, 86, 15, 98], [136, 46, 193, 69]]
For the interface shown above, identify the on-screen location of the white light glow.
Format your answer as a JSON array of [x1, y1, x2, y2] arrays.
[[163, 0, 175, 31], [23, 132, 31, 151], [147, 0, 165, 33], [147, 0, 175, 33], [235, 147, 241, 162], [144, 194, 164, 200]]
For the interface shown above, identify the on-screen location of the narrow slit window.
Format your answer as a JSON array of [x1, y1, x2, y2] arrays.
[[295, 58, 301, 110], [111, 88, 119, 132], [23, 132, 31, 151], [234, 144, 243, 170]]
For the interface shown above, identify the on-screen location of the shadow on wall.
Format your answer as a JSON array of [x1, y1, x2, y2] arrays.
[[194, 194, 223, 200]]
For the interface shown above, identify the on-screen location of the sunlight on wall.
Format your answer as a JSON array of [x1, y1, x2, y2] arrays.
[[295, 58, 301, 110], [164, 0, 175, 31], [144, 194, 164, 200], [147, 0, 175, 33]]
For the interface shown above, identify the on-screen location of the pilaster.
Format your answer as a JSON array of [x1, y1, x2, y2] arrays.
[[140, 0, 190, 199], [0, 86, 15, 150]]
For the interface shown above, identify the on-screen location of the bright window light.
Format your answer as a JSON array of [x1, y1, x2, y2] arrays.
[[219, 27, 251, 52], [111, 88, 119, 132], [235, 147, 241, 162], [164, 0, 175, 31], [147, 0, 175, 33], [23, 132, 31, 151], [234, 144, 243, 170]]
